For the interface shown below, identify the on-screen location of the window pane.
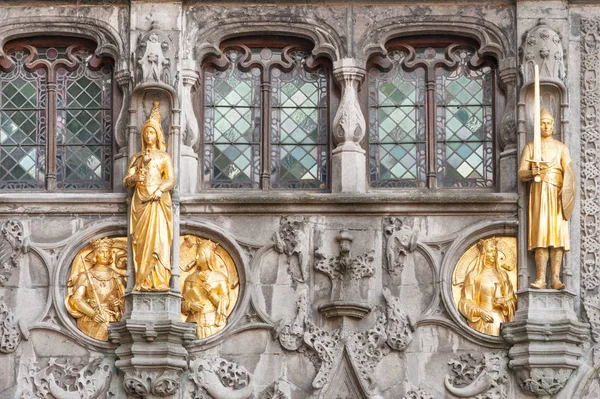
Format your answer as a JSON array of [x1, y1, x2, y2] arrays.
[[56, 48, 112, 189], [369, 50, 426, 188], [0, 51, 46, 189], [271, 51, 328, 189], [204, 49, 261, 189], [436, 48, 494, 188]]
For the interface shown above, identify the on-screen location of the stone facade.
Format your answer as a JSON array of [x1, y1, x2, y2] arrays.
[[0, 1, 599, 398]]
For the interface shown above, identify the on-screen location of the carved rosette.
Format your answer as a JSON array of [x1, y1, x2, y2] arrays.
[[332, 60, 366, 153]]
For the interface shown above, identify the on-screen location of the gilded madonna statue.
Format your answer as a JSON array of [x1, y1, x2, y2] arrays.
[[180, 237, 238, 339], [123, 101, 175, 291], [454, 237, 517, 336], [65, 237, 127, 341]]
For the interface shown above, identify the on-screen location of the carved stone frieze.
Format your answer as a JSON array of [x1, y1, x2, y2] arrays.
[[0, 219, 27, 286], [581, 18, 600, 343], [124, 370, 181, 398], [187, 357, 254, 399], [382, 288, 413, 351], [273, 217, 309, 283], [383, 217, 418, 278], [315, 230, 374, 318], [135, 21, 176, 86], [520, 19, 565, 83], [515, 368, 572, 397], [19, 357, 113, 399], [402, 389, 435, 399], [0, 301, 21, 353], [444, 351, 510, 399]]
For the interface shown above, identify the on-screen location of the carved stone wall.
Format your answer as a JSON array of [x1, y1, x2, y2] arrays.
[[0, 2, 595, 399]]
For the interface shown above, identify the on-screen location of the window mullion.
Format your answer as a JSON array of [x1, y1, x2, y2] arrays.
[[260, 68, 272, 191], [425, 68, 437, 189], [45, 68, 58, 191]]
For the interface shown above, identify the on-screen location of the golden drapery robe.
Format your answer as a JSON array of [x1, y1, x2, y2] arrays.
[[65, 268, 125, 341], [124, 149, 175, 291], [518, 139, 571, 251], [458, 262, 516, 336]]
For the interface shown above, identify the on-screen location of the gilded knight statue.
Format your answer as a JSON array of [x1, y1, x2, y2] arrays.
[[123, 101, 175, 291], [518, 108, 575, 289], [65, 237, 126, 341]]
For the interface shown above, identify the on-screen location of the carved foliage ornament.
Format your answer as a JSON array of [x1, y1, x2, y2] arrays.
[[273, 217, 309, 283], [187, 357, 254, 399], [0, 219, 27, 286], [124, 370, 181, 398], [581, 18, 600, 340], [444, 351, 510, 399], [0, 301, 20, 353], [521, 21, 565, 83], [383, 217, 418, 278]]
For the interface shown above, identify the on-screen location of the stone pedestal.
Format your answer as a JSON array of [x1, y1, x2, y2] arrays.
[[502, 290, 588, 397], [180, 145, 198, 194], [109, 292, 196, 399], [331, 148, 367, 194]]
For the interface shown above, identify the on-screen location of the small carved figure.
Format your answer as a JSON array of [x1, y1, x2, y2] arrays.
[[518, 109, 574, 289], [124, 101, 175, 291], [65, 237, 126, 341], [181, 239, 232, 339], [456, 238, 517, 336]]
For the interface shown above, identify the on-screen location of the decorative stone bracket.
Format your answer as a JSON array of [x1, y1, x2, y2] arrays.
[[502, 290, 588, 397], [315, 230, 374, 319]]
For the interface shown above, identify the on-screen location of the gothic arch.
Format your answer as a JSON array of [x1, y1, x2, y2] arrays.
[[0, 16, 126, 70], [193, 18, 344, 65]]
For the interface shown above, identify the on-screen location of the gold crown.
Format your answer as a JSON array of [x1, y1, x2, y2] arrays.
[[477, 236, 498, 250], [91, 237, 114, 250], [197, 239, 219, 251]]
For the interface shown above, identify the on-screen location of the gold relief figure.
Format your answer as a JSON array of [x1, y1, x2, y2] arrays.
[[453, 237, 517, 336], [179, 236, 239, 339], [518, 109, 575, 289], [123, 101, 175, 291], [65, 237, 127, 341]]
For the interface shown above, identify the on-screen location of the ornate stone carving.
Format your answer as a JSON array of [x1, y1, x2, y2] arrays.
[[273, 217, 309, 283], [187, 357, 254, 399], [0, 219, 27, 286], [123, 370, 181, 398], [382, 288, 413, 351], [136, 21, 176, 86], [258, 380, 291, 399], [332, 62, 366, 152], [315, 230, 374, 318], [383, 217, 418, 278], [402, 389, 435, 399], [520, 20, 565, 83], [0, 301, 21, 353], [20, 357, 113, 399], [278, 291, 308, 351], [581, 19, 600, 340], [515, 368, 571, 397], [444, 351, 510, 398]]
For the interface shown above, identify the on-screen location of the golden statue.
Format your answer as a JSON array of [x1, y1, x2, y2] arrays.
[[518, 109, 575, 289], [123, 101, 175, 291], [179, 236, 239, 339], [453, 237, 517, 336], [65, 237, 127, 341]]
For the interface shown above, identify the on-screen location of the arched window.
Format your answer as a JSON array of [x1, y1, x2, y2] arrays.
[[368, 39, 496, 188], [0, 38, 113, 190], [202, 39, 330, 190]]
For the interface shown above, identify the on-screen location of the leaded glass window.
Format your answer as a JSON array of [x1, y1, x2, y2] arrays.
[[203, 44, 329, 190], [0, 41, 113, 190], [369, 43, 496, 189]]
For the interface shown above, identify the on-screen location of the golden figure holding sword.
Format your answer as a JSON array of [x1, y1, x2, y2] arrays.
[[518, 65, 575, 289]]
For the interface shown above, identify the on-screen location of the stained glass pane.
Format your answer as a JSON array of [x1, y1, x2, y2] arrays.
[[204, 49, 261, 189], [435, 48, 494, 188], [0, 50, 45, 189], [369, 50, 426, 187], [271, 51, 328, 189], [56, 49, 112, 189]]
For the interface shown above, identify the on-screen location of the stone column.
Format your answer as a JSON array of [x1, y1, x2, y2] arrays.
[[331, 59, 367, 193], [113, 69, 132, 192], [180, 59, 200, 194]]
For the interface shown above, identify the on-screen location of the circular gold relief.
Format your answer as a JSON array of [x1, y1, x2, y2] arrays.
[[452, 237, 517, 336], [179, 235, 240, 339], [65, 237, 128, 341]]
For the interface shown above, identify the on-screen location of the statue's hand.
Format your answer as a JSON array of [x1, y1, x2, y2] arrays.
[[110, 298, 122, 309], [477, 308, 494, 323], [149, 189, 163, 202], [93, 310, 107, 323], [189, 302, 204, 312], [89, 299, 98, 309], [532, 165, 541, 176]]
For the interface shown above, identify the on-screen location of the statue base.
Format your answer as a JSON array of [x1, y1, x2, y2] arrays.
[[109, 292, 196, 399], [502, 289, 588, 397]]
